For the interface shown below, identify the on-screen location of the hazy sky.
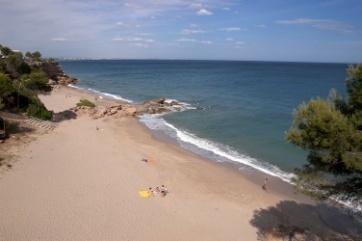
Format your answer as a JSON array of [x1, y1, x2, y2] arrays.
[[1, 0, 361, 63]]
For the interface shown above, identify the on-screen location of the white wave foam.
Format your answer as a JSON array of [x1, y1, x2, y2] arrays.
[[87, 88, 134, 103], [139, 114, 295, 183], [68, 85, 133, 103], [164, 99, 197, 111], [68, 84, 83, 90]]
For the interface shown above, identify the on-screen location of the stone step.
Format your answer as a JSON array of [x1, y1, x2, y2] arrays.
[[25, 117, 56, 132]]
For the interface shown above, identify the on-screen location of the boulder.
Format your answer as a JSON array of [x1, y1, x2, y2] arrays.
[[148, 107, 171, 114], [170, 101, 179, 106], [146, 98, 166, 106], [124, 107, 137, 116]]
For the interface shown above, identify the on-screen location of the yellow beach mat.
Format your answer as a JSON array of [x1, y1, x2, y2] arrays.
[[138, 190, 151, 197]]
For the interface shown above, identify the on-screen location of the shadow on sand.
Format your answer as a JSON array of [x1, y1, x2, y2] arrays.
[[250, 200, 362, 241], [52, 110, 77, 122], [6, 121, 35, 135]]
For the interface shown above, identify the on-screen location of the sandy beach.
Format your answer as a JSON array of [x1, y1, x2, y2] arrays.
[[0, 86, 360, 241]]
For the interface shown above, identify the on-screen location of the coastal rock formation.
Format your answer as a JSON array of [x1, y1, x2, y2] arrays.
[[143, 98, 181, 114], [148, 107, 171, 114], [52, 74, 78, 85], [41, 61, 63, 77], [124, 106, 137, 116], [72, 104, 137, 119], [27, 60, 78, 85], [69, 96, 182, 119]]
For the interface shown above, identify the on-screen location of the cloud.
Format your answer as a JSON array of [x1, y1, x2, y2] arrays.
[[190, 3, 203, 9], [129, 43, 150, 48], [181, 29, 209, 34], [223, 7, 230, 11], [197, 9, 213, 16], [177, 38, 212, 44], [116, 22, 141, 28], [51, 38, 68, 41], [234, 41, 245, 49], [178, 38, 197, 42], [189, 24, 198, 27], [112, 37, 154, 43], [226, 38, 233, 41], [124, 2, 143, 9], [134, 33, 156, 36], [276, 18, 354, 33], [219, 27, 244, 31], [112, 36, 155, 48], [255, 24, 267, 28]]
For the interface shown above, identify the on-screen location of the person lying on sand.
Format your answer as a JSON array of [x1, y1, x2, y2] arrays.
[[161, 185, 168, 197], [153, 187, 161, 196]]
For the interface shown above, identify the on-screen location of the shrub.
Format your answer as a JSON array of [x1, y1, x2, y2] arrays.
[[76, 99, 95, 107], [26, 103, 52, 120], [22, 70, 51, 92]]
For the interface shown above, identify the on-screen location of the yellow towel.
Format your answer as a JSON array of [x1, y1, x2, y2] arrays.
[[138, 190, 151, 197]]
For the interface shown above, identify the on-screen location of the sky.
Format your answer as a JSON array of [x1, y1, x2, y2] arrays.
[[1, 0, 362, 63]]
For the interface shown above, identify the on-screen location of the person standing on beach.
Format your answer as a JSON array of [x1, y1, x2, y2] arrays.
[[262, 178, 268, 190]]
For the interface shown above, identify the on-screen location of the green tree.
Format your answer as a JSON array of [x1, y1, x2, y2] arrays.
[[32, 51, 42, 61], [0, 46, 12, 57], [0, 98, 4, 109], [286, 63, 362, 206], [25, 51, 33, 59], [22, 70, 50, 92], [0, 73, 14, 97], [5, 52, 28, 78]]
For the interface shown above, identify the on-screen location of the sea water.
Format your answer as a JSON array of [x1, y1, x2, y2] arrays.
[[59, 60, 349, 182]]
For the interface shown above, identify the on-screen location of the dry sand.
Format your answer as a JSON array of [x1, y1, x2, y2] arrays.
[[0, 86, 360, 241]]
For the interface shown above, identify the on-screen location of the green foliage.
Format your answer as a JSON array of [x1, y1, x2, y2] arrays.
[[286, 63, 362, 206], [26, 102, 52, 120], [25, 51, 33, 59], [32, 51, 41, 60], [24, 51, 42, 61], [0, 46, 52, 120], [7, 52, 23, 67], [0, 46, 12, 56], [0, 73, 14, 97], [22, 70, 50, 92], [0, 97, 4, 109], [1, 50, 30, 78], [77, 99, 95, 107], [346, 63, 362, 119]]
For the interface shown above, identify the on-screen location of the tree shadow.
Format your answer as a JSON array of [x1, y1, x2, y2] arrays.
[[52, 110, 77, 122], [250, 200, 362, 241], [6, 121, 35, 135]]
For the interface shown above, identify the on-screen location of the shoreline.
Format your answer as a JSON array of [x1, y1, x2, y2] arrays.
[[67, 84, 295, 183], [63, 84, 307, 201], [0, 85, 360, 240], [63, 85, 314, 202]]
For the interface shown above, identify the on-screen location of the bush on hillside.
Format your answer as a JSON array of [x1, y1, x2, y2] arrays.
[[76, 99, 95, 108], [26, 103, 52, 120]]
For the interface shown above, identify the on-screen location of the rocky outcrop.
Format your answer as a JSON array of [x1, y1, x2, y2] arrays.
[[52, 74, 78, 85], [72, 104, 137, 119], [42, 61, 63, 77], [26, 60, 78, 85], [143, 98, 181, 114]]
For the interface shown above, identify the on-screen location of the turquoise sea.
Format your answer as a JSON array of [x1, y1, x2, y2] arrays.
[[59, 60, 349, 182]]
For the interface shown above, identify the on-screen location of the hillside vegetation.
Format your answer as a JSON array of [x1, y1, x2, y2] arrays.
[[0, 45, 54, 120]]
